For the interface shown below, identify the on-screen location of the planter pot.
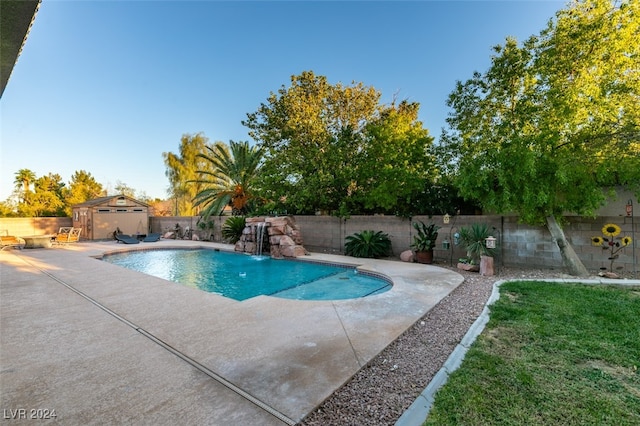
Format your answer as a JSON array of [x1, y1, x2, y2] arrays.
[[415, 250, 434, 264], [457, 262, 479, 272]]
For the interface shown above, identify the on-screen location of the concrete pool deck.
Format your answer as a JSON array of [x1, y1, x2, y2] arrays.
[[1, 240, 463, 424]]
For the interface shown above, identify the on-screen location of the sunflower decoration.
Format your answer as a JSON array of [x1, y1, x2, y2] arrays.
[[592, 223, 633, 272], [601, 223, 622, 237]]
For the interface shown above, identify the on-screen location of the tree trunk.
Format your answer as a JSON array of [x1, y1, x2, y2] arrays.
[[546, 215, 589, 277]]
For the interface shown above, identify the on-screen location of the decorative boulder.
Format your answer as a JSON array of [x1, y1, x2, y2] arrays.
[[281, 245, 306, 258], [400, 250, 414, 262], [457, 262, 480, 272]]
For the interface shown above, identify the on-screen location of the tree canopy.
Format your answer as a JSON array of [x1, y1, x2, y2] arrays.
[[243, 70, 436, 216], [0, 169, 142, 217], [63, 170, 105, 216], [163, 132, 216, 216]]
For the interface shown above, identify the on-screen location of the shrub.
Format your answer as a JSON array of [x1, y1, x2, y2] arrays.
[[221, 216, 246, 243], [345, 230, 392, 258]]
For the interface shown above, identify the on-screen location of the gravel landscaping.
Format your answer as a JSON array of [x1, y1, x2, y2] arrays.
[[299, 263, 636, 426]]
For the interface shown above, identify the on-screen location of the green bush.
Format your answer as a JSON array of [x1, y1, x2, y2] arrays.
[[221, 216, 246, 243], [345, 230, 392, 258]]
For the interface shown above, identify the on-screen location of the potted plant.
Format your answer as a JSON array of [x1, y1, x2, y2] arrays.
[[411, 221, 440, 264], [457, 223, 497, 274]]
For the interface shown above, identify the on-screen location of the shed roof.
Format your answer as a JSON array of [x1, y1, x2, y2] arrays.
[[73, 195, 150, 208]]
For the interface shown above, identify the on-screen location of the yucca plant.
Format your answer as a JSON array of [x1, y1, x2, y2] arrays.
[[221, 216, 246, 244], [458, 223, 497, 263], [345, 230, 392, 258]]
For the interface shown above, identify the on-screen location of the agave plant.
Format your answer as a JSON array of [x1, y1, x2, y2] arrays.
[[221, 216, 246, 244], [345, 230, 392, 258]]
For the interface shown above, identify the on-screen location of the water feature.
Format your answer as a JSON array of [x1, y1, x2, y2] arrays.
[[235, 216, 306, 258], [256, 222, 267, 256]]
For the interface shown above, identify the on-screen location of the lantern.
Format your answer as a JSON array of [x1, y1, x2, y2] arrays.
[[485, 236, 497, 249], [443, 214, 451, 224]]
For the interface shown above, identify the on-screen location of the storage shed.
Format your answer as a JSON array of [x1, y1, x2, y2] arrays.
[[72, 195, 150, 240]]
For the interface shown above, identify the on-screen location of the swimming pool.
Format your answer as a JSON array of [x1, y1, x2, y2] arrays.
[[101, 249, 392, 301]]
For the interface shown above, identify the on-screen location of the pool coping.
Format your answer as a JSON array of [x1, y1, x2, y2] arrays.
[[1, 239, 464, 424]]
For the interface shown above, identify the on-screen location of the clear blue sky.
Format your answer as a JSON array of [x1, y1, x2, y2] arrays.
[[1, 0, 566, 201]]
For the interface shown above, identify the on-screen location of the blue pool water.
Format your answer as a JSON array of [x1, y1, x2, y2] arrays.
[[101, 249, 392, 301]]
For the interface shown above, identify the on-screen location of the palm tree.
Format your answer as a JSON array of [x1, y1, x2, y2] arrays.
[[14, 168, 36, 194], [193, 141, 265, 217]]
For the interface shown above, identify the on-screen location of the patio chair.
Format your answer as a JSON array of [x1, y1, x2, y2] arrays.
[[115, 234, 140, 244], [54, 227, 81, 244], [143, 233, 161, 242]]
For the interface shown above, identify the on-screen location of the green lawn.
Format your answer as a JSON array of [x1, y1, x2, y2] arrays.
[[425, 281, 640, 425]]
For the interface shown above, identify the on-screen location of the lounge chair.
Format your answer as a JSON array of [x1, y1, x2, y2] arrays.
[[143, 233, 161, 242], [115, 234, 140, 244], [54, 227, 81, 244], [1, 234, 25, 250]]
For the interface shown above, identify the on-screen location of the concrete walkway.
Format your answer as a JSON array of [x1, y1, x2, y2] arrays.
[[1, 240, 463, 425]]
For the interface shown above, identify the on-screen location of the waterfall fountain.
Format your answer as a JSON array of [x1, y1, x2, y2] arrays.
[[234, 216, 307, 258], [255, 222, 267, 256]]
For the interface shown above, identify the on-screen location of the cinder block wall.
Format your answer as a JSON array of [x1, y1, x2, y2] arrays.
[[148, 214, 638, 274], [292, 214, 639, 274]]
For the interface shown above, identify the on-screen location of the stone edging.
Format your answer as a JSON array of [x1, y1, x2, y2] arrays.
[[395, 277, 640, 426]]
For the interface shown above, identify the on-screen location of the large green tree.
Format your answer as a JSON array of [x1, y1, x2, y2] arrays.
[[438, 0, 639, 276], [243, 70, 435, 215], [243, 71, 381, 215], [193, 140, 264, 217], [163, 132, 215, 215]]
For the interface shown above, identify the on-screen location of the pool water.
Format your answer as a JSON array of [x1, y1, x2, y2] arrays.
[[101, 249, 391, 301]]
